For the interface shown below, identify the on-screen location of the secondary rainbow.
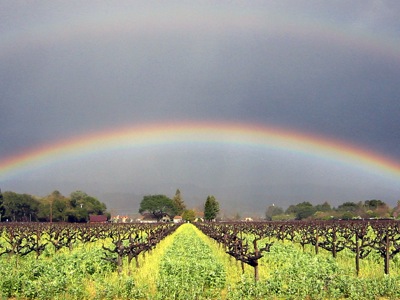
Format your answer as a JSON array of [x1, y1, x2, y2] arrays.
[[1, 121, 400, 181], [1, 4, 400, 64]]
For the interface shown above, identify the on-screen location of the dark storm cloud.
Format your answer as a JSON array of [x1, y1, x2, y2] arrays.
[[1, 1, 400, 212]]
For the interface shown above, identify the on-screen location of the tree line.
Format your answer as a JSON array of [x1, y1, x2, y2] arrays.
[[4, 187, 396, 223], [265, 199, 400, 221], [0, 188, 219, 223], [138, 189, 220, 222], [0, 189, 108, 222]]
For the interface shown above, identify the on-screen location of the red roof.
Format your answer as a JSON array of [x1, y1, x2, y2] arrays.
[[89, 215, 108, 223]]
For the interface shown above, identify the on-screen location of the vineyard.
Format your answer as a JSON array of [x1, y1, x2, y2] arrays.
[[1, 220, 400, 299]]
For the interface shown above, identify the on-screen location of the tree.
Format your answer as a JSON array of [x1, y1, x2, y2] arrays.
[[337, 201, 358, 212], [38, 190, 69, 222], [67, 190, 107, 222], [312, 202, 333, 220], [70, 190, 89, 208], [286, 201, 315, 220], [2, 191, 40, 221], [336, 201, 364, 219], [139, 194, 177, 221], [204, 195, 219, 221], [364, 199, 386, 210], [296, 202, 315, 220], [182, 209, 196, 222], [172, 189, 186, 215], [265, 204, 284, 221], [363, 199, 390, 218], [315, 201, 332, 212]]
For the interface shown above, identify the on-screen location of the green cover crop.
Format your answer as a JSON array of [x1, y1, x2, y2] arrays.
[[157, 224, 226, 299]]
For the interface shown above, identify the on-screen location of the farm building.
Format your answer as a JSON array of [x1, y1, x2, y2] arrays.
[[137, 213, 173, 223], [89, 215, 108, 223], [173, 216, 183, 223], [137, 213, 158, 223], [111, 215, 132, 223]]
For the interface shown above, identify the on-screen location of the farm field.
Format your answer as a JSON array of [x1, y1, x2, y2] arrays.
[[1, 222, 400, 299]]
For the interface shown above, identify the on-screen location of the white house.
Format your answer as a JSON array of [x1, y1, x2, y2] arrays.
[[173, 215, 183, 223]]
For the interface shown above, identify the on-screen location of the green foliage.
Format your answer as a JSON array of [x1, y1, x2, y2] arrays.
[[92, 275, 145, 300], [315, 201, 332, 212], [265, 205, 283, 220], [67, 191, 107, 222], [263, 243, 339, 299], [2, 219, 400, 299], [226, 240, 400, 300], [286, 201, 315, 220], [182, 209, 196, 222], [0, 245, 114, 299], [37, 190, 69, 222], [172, 189, 186, 215], [157, 224, 226, 299], [204, 195, 219, 221], [364, 199, 386, 210], [1, 190, 107, 223], [337, 201, 359, 212], [139, 194, 177, 220], [2, 191, 40, 221]]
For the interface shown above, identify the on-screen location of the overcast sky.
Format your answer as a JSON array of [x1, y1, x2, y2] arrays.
[[1, 1, 400, 216]]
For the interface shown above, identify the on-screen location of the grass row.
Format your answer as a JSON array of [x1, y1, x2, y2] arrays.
[[156, 224, 226, 299]]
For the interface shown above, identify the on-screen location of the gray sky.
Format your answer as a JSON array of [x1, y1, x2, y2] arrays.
[[1, 1, 400, 216]]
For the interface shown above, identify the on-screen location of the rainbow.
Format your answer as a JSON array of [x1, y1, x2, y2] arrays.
[[1, 121, 400, 181], [1, 4, 400, 63]]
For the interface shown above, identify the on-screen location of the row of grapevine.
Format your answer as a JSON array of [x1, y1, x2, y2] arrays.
[[0, 222, 180, 273], [196, 220, 400, 277]]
